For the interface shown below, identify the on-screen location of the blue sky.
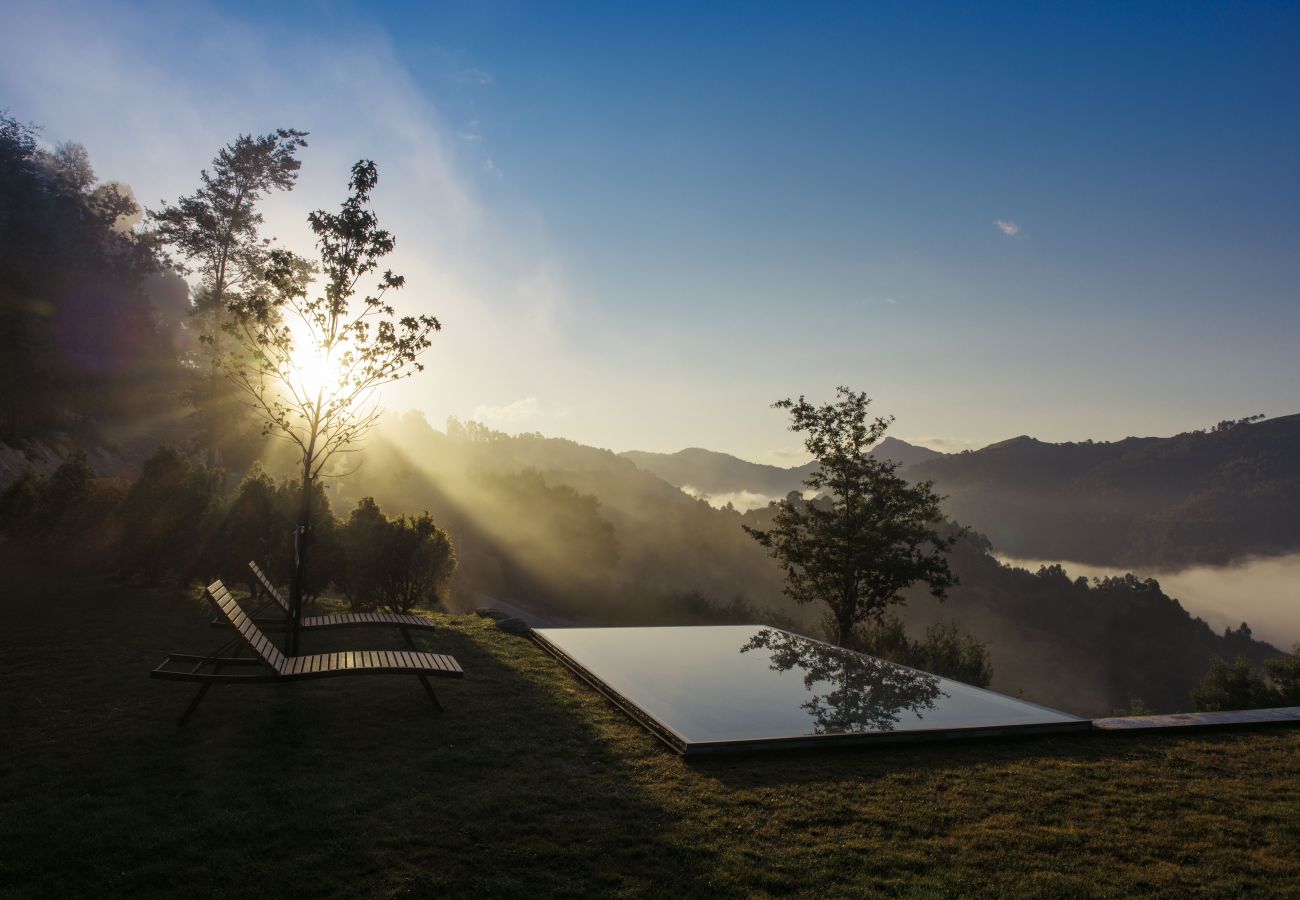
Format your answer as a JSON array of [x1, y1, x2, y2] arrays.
[[4, 1, 1298, 460]]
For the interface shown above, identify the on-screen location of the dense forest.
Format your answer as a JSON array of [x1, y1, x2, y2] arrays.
[[0, 117, 1290, 718]]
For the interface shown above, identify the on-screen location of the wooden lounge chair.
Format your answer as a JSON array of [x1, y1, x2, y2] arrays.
[[248, 560, 436, 647], [153, 580, 463, 724]]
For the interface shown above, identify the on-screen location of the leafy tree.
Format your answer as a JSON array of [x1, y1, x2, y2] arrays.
[[0, 450, 123, 567], [219, 160, 439, 651], [744, 387, 958, 646], [337, 497, 456, 614], [1265, 645, 1300, 706], [1190, 655, 1279, 712], [151, 129, 309, 466], [213, 463, 281, 595], [113, 446, 223, 585], [849, 612, 992, 686], [1, 114, 168, 439]]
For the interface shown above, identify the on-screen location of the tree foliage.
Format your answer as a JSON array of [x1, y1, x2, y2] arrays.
[[744, 387, 958, 646], [151, 129, 309, 467], [1190, 655, 1280, 712], [1, 113, 172, 440], [849, 612, 993, 686], [225, 160, 438, 483], [337, 497, 456, 614], [112, 445, 223, 585], [1190, 645, 1300, 711]]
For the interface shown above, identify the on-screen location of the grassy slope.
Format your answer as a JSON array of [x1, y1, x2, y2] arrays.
[[1, 577, 1297, 899]]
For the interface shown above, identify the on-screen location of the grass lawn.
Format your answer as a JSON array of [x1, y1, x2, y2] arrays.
[[2, 573, 1298, 899]]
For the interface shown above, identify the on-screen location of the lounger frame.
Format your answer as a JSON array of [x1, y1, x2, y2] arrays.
[[153, 580, 462, 724]]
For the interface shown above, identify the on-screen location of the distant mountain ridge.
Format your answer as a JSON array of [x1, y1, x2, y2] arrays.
[[620, 437, 944, 498], [912, 413, 1300, 567]]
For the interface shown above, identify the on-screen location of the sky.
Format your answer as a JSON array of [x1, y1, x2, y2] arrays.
[[4, 1, 1298, 463]]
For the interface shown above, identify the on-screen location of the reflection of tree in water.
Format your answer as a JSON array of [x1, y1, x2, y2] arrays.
[[742, 629, 945, 733]]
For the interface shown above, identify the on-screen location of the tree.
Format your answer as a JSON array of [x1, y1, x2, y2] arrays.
[[744, 387, 958, 647], [113, 445, 223, 585], [151, 129, 309, 466], [1265, 645, 1300, 706], [1, 115, 168, 439], [220, 160, 439, 652], [337, 497, 456, 614], [851, 612, 993, 686], [1190, 655, 1279, 712]]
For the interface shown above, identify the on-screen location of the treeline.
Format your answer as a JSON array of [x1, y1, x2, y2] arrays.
[[0, 114, 190, 446], [911, 414, 1300, 567], [0, 447, 454, 614]]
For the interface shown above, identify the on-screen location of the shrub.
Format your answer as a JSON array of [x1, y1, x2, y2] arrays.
[[1190, 656, 1279, 711], [0, 450, 123, 569], [337, 497, 456, 613], [113, 446, 222, 585], [846, 612, 993, 687]]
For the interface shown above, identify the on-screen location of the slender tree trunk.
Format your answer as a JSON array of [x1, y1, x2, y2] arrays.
[[288, 459, 313, 656], [289, 391, 324, 656], [835, 609, 855, 648]]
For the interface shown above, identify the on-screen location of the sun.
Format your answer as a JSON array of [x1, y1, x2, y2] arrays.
[[290, 342, 346, 399]]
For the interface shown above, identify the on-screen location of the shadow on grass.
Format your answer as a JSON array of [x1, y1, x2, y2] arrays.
[[0, 571, 719, 898]]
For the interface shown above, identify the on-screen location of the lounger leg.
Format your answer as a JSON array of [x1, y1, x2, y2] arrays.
[[417, 675, 443, 712], [400, 627, 417, 650], [178, 684, 212, 725]]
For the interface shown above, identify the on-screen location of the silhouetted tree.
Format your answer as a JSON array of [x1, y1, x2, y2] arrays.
[[1266, 645, 1300, 706], [151, 129, 308, 466], [219, 160, 439, 651], [113, 446, 223, 585], [337, 497, 456, 614], [1190, 656, 1278, 712], [1, 114, 168, 439], [214, 463, 281, 595], [744, 388, 958, 646], [850, 612, 992, 686]]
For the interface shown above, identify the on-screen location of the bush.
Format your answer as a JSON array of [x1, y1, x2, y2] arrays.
[[113, 445, 222, 585], [337, 497, 456, 613], [846, 612, 993, 687], [1265, 645, 1300, 706], [1190, 656, 1279, 712], [213, 464, 282, 595], [0, 450, 124, 569]]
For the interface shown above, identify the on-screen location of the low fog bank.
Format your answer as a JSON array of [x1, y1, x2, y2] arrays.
[[681, 485, 778, 513], [997, 553, 1300, 650]]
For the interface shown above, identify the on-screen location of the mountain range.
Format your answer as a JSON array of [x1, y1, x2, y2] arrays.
[[621, 414, 1300, 568], [620, 437, 943, 502]]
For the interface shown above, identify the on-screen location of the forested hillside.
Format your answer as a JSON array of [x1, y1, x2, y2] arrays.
[[0, 115, 191, 450], [912, 414, 1300, 567]]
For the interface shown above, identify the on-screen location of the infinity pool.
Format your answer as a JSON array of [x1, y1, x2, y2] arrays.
[[533, 625, 1088, 754]]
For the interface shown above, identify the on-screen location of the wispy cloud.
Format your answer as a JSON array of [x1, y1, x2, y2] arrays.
[[995, 219, 1020, 237], [471, 397, 569, 427], [453, 67, 493, 86]]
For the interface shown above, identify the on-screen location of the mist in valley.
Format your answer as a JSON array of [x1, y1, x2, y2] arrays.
[[998, 553, 1300, 651]]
